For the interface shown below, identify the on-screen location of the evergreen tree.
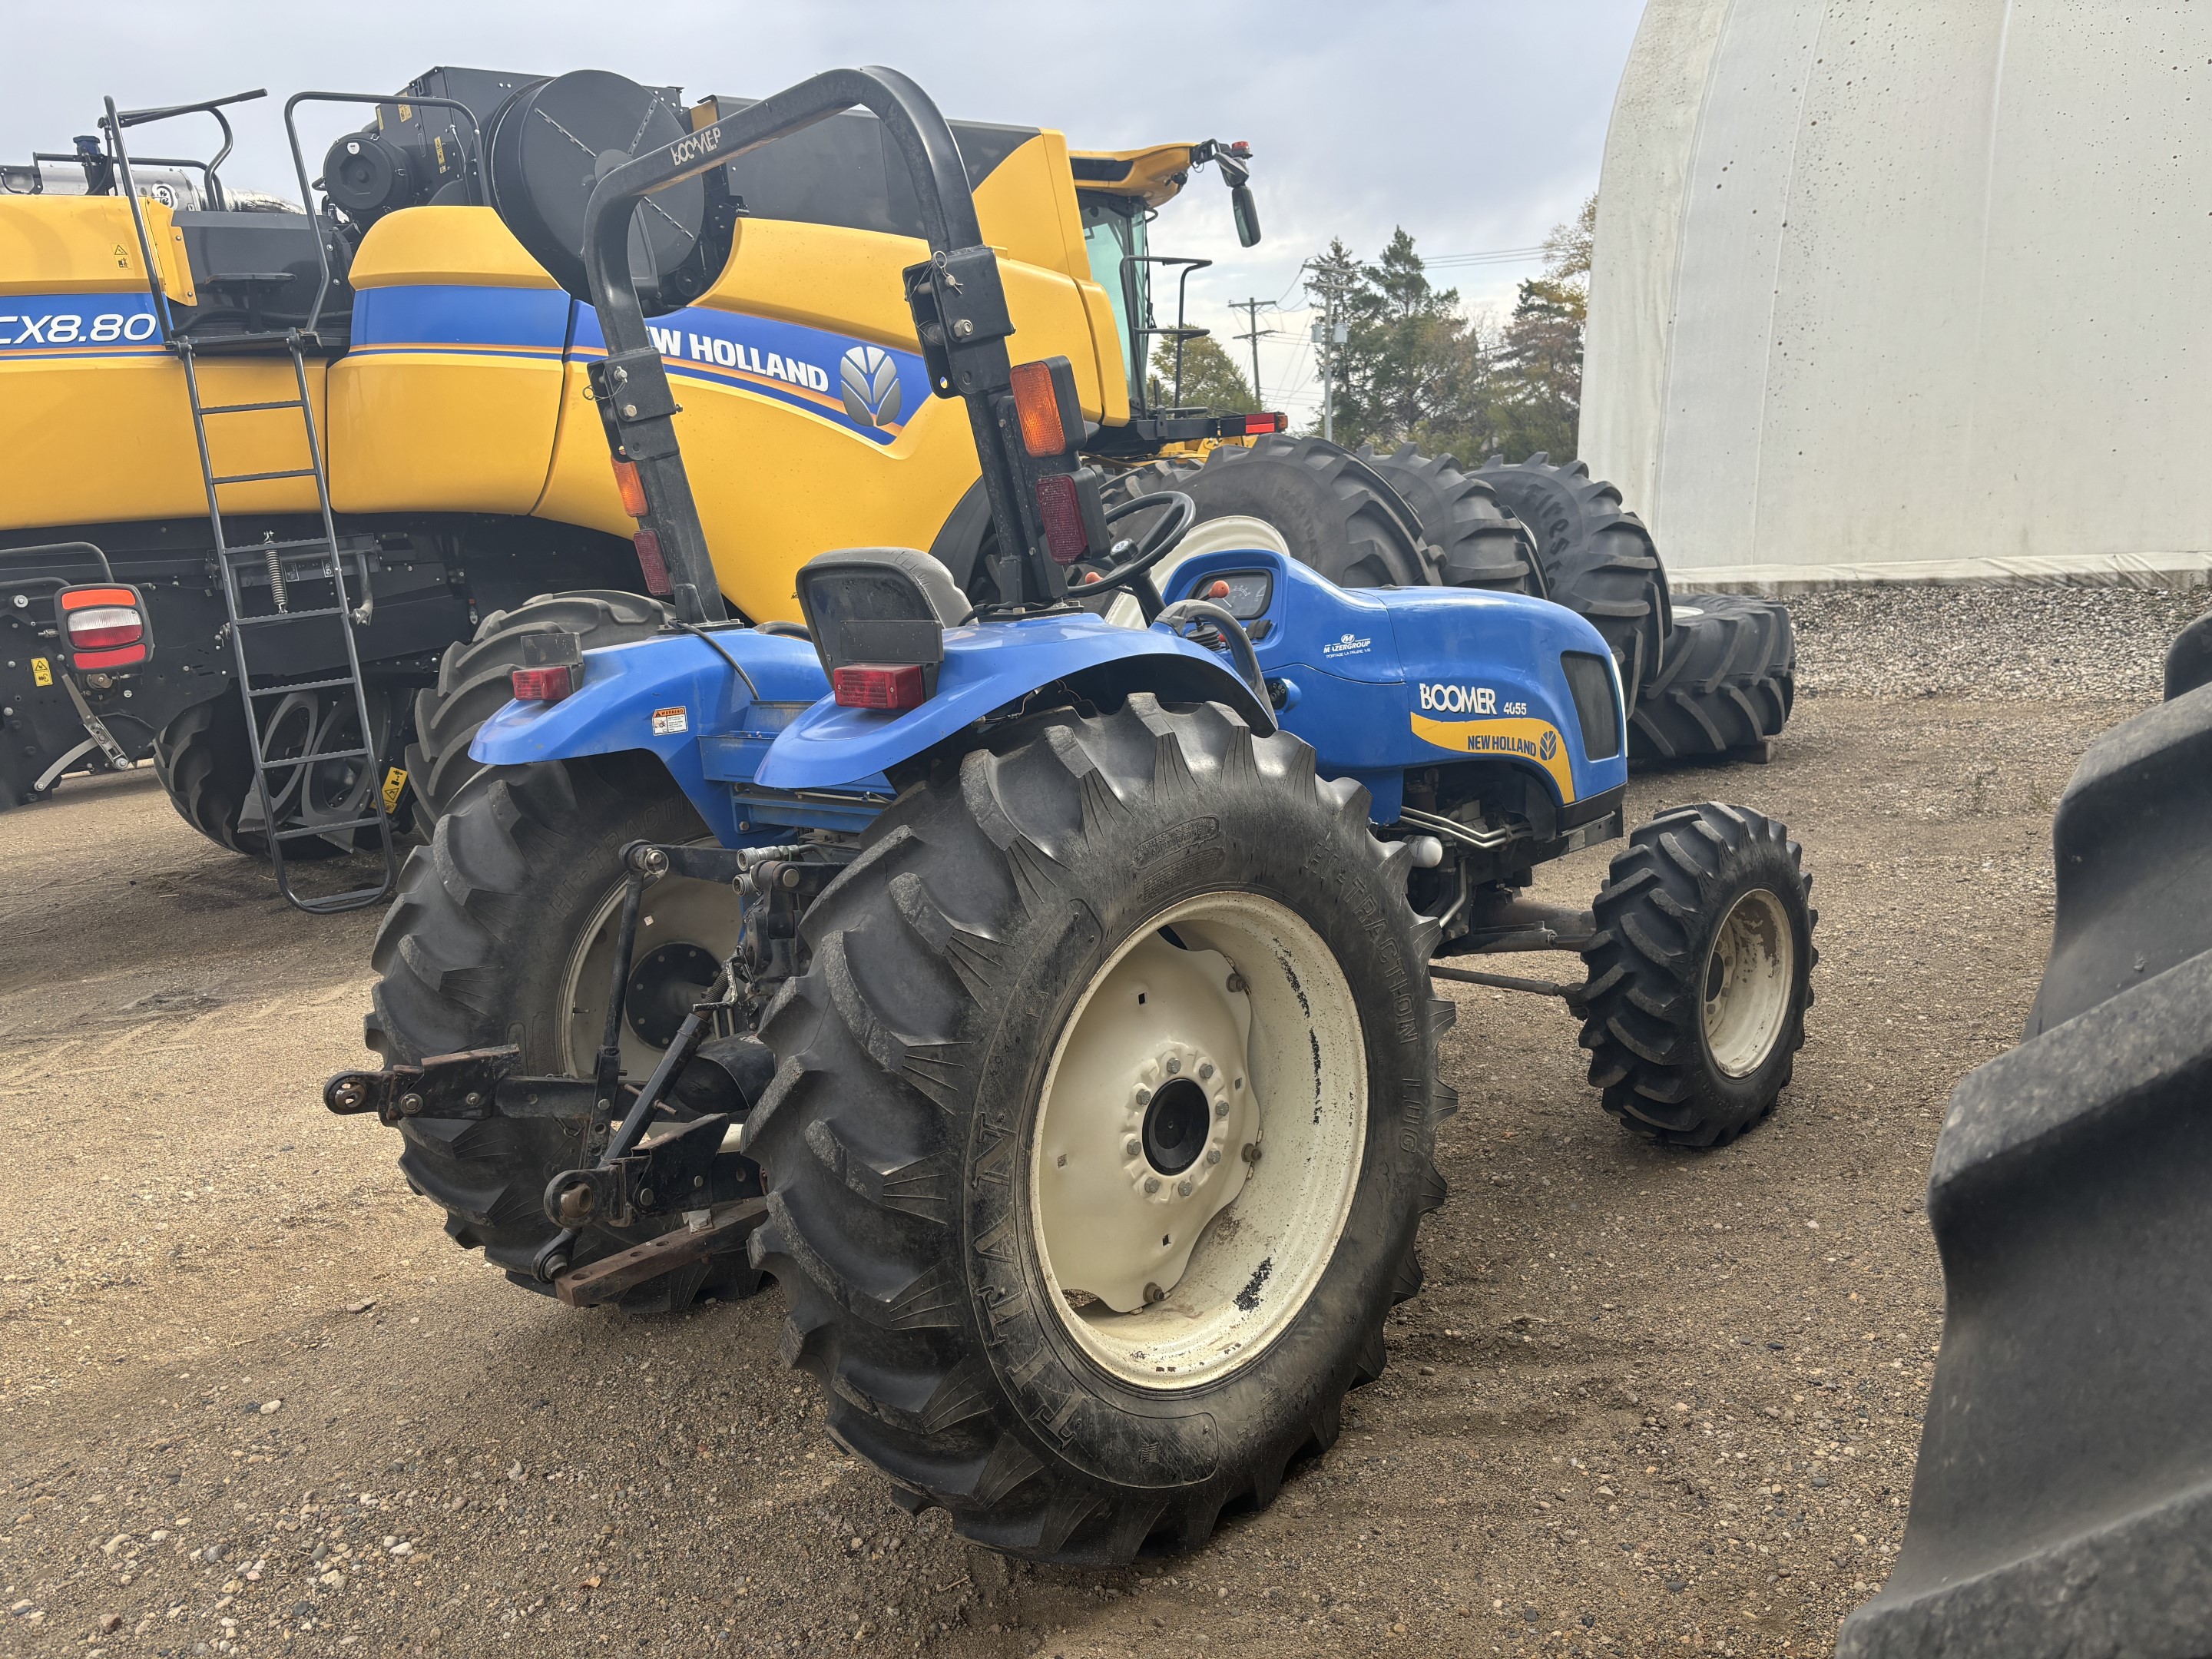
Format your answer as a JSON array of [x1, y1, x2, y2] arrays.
[[1147, 333, 1258, 414]]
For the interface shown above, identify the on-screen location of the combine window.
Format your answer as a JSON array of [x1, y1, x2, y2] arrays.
[[1080, 194, 1151, 410]]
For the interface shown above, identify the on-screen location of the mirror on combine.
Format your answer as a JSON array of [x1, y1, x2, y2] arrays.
[[1231, 182, 1261, 247]]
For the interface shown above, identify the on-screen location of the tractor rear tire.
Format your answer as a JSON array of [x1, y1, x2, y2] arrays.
[[1475, 454, 1671, 704], [1628, 595, 1796, 761], [1578, 803, 1816, 1145], [366, 751, 755, 1309], [406, 588, 670, 823], [741, 694, 1455, 1562], [1104, 435, 1434, 588], [1361, 443, 1545, 595]]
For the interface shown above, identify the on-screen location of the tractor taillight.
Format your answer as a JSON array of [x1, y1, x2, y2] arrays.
[[833, 663, 927, 711], [55, 583, 154, 670], [512, 664, 580, 704], [1035, 472, 1089, 565], [611, 457, 649, 518], [1246, 411, 1285, 434]]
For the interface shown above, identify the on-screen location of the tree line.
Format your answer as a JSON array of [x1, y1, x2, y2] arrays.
[[1149, 194, 1594, 465]]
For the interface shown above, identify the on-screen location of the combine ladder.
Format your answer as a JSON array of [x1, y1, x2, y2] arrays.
[[180, 330, 399, 913], [105, 91, 398, 912]]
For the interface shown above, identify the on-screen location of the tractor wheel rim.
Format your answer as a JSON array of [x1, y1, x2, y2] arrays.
[[558, 846, 746, 1078], [1029, 891, 1366, 1391], [1701, 888, 1793, 1078]]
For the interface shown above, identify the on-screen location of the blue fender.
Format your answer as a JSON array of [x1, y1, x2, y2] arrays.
[[468, 614, 1265, 840], [753, 612, 1270, 791], [470, 629, 830, 844]]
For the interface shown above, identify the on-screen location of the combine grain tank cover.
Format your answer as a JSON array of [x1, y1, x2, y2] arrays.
[[487, 69, 726, 316]]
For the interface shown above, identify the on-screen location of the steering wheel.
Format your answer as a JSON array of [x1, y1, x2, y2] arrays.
[[1068, 491, 1197, 599]]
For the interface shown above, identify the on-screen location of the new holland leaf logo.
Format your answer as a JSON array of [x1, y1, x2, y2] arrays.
[[839, 345, 902, 428]]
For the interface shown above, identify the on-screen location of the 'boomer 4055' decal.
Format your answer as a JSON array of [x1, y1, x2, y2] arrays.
[[0, 296, 162, 350]]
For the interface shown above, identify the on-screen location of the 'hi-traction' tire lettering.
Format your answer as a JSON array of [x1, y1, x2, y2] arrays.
[[740, 694, 1456, 1563]]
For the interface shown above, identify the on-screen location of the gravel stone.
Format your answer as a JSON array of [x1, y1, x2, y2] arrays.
[[1791, 582, 2210, 700]]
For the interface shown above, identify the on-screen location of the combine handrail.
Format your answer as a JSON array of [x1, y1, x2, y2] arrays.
[[0, 541, 117, 583], [577, 65, 1032, 625], [283, 92, 487, 343], [104, 88, 267, 209]]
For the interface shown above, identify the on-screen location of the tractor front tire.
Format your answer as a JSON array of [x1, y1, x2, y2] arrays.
[[366, 751, 753, 1307], [742, 694, 1455, 1562], [1578, 803, 1816, 1145], [406, 588, 670, 823]]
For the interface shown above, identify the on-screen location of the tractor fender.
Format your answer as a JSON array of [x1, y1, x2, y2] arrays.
[[754, 611, 1273, 792], [471, 628, 828, 843]]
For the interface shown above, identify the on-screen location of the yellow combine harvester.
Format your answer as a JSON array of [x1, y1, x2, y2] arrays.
[[0, 67, 1565, 906]]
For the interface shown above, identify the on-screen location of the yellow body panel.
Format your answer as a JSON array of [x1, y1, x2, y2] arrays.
[[0, 195, 172, 296], [329, 208, 568, 515], [1067, 142, 1200, 207], [345, 205, 563, 290]]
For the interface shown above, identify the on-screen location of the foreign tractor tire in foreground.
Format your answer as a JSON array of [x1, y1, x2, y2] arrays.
[[743, 697, 1452, 1559]]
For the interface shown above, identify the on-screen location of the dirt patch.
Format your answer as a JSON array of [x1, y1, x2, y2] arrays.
[[0, 694, 2127, 1657]]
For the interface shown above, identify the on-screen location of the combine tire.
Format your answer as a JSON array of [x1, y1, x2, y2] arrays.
[[154, 688, 396, 859], [1104, 435, 1433, 588], [1476, 454, 1671, 703], [742, 694, 1454, 1562], [366, 752, 754, 1309], [1359, 443, 1544, 595], [1577, 803, 1815, 1145], [1627, 594, 1796, 761], [406, 588, 669, 822]]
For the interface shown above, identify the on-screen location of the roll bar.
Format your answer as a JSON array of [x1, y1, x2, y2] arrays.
[[578, 65, 1055, 624]]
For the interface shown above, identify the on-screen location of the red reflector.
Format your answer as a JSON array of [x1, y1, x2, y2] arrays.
[[511, 664, 580, 704], [1010, 360, 1071, 457], [833, 663, 927, 711], [1246, 411, 1285, 434], [72, 643, 150, 670], [1035, 473, 1089, 565], [633, 528, 672, 597], [611, 458, 648, 518]]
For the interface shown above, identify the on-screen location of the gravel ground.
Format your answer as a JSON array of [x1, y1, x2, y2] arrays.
[[1785, 582, 2208, 700], [0, 677, 2153, 1659]]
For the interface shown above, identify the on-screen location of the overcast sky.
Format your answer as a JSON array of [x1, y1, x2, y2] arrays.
[[4, 0, 1646, 427]]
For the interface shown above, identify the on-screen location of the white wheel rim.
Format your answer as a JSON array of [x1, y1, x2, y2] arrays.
[[1029, 891, 1366, 1390], [558, 848, 747, 1077], [1700, 888, 1794, 1078]]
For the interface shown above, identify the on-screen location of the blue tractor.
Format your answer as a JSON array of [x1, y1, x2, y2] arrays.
[[329, 68, 1816, 1564]]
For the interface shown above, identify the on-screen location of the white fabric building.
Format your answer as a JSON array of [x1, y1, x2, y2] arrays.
[[1581, 1, 2212, 588]]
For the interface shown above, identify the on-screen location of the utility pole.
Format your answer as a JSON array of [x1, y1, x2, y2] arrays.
[[1303, 255, 1355, 444], [1230, 296, 1275, 406]]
